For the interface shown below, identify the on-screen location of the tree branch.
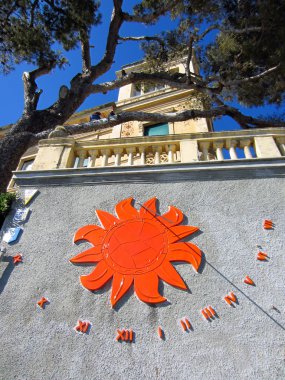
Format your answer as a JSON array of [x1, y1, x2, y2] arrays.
[[89, 0, 124, 78], [118, 35, 165, 46], [227, 26, 262, 34], [186, 35, 195, 83], [223, 65, 280, 87], [22, 61, 55, 114], [80, 29, 91, 73], [122, 0, 179, 23], [61, 106, 284, 138]]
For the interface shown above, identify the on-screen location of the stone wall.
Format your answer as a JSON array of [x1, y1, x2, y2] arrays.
[[1, 176, 285, 380]]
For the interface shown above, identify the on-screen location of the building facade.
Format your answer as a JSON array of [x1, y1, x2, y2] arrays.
[[1, 60, 285, 380]]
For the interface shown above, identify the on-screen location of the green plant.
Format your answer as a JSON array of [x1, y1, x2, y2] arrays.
[[0, 192, 16, 228]]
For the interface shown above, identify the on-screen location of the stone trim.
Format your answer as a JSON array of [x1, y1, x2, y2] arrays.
[[12, 158, 285, 187]]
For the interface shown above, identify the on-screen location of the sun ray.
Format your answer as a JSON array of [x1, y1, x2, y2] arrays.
[[96, 210, 119, 229], [70, 246, 103, 264], [168, 242, 202, 272], [167, 225, 199, 244], [73, 225, 105, 245], [139, 197, 157, 219], [111, 272, 134, 307], [115, 197, 139, 220], [156, 261, 187, 290], [134, 272, 166, 304], [71, 198, 203, 307], [158, 205, 184, 227], [80, 261, 114, 291]]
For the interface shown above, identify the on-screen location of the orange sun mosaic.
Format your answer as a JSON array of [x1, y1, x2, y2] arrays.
[[70, 197, 202, 307]]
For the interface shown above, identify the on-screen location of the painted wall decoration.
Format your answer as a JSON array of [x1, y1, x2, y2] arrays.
[[70, 197, 202, 307], [13, 208, 29, 223], [13, 254, 22, 265], [116, 329, 134, 342], [37, 297, 48, 309], [75, 320, 90, 334], [23, 189, 39, 205], [3, 227, 22, 244]]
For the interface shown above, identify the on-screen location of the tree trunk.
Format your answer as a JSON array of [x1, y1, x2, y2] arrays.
[[0, 133, 39, 192]]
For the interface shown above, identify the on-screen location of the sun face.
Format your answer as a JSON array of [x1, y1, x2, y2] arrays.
[[70, 197, 202, 307]]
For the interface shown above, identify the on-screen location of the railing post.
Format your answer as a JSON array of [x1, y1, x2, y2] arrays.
[[139, 146, 146, 165], [113, 147, 123, 166], [226, 139, 238, 160], [167, 144, 176, 163], [240, 139, 253, 158], [199, 141, 210, 161], [213, 141, 224, 160], [126, 147, 136, 166], [180, 140, 199, 162], [88, 149, 98, 167], [101, 149, 111, 167], [276, 137, 285, 156], [32, 138, 75, 170], [153, 145, 162, 164], [254, 136, 281, 158], [77, 149, 87, 168]]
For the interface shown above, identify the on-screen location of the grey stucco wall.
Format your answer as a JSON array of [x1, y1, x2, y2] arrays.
[[1, 177, 285, 380]]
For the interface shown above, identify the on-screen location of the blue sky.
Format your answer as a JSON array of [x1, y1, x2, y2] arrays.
[[0, 1, 283, 131]]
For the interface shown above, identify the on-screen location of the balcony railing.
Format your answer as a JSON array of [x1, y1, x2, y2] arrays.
[[30, 128, 285, 171]]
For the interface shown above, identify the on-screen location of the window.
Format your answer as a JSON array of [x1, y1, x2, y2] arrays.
[[131, 83, 166, 98], [21, 159, 34, 171], [144, 123, 169, 136]]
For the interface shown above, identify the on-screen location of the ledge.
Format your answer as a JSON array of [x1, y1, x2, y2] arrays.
[[12, 158, 285, 187]]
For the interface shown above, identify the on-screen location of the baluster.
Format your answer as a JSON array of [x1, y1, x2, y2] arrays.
[[226, 140, 238, 160], [153, 145, 162, 164], [101, 149, 111, 167], [199, 141, 210, 161], [139, 146, 146, 165], [167, 144, 176, 163], [114, 147, 123, 166], [240, 139, 253, 158], [77, 150, 87, 168], [213, 141, 224, 160], [88, 149, 98, 167], [126, 147, 136, 166]]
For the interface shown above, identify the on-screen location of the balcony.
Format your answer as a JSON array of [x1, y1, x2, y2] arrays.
[[63, 128, 284, 168], [12, 128, 285, 187]]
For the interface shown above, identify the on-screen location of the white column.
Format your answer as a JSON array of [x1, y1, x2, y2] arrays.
[[77, 150, 87, 168], [101, 149, 111, 167], [213, 141, 224, 160], [88, 149, 98, 167], [114, 147, 123, 166], [167, 144, 176, 163], [153, 146, 162, 165], [240, 139, 253, 158], [139, 146, 146, 165], [126, 147, 136, 166], [199, 141, 210, 161], [226, 140, 238, 160]]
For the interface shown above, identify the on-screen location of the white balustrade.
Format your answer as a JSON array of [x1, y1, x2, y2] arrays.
[[153, 145, 162, 165], [167, 144, 176, 163], [101, 149, 111, 167], [88, 149, 98, 167], [240, 139, 253, 158], [76, 150, 87, 168], [114, 147, 123, 166], [126, 147, 137, 166], [70, 129, 284, 169], [213, 141, 224, 160]]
